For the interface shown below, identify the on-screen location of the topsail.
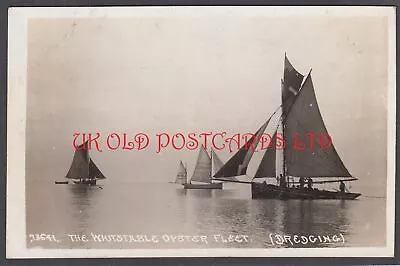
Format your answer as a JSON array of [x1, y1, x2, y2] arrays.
[[281, 54, 304, 117]]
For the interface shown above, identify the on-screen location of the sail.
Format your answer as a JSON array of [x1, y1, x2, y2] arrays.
[[254, 131, 277, 178], [175, 161, 187, 185], [211, 149, 239, 181], [89, 159, 106, 179], [190, 146, 212, 183], [66, 142, 89, 179], [282, 55, 304, 117], [214, 119, 270, 178], [283, 74, 352, 177], [211, 149, 224, 175]]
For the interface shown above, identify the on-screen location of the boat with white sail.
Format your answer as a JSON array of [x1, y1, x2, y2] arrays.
[[179, 146, 227, 189]]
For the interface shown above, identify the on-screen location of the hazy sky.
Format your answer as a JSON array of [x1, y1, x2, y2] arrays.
[[26, 13, 389, 196]]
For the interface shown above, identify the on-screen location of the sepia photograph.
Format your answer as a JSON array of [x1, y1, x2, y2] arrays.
[[6, 6, 396, 258]]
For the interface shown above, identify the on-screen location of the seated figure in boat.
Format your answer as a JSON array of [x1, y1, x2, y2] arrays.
[[74, 178, 96, 185], [307, 177, 313, 190], [279, 174, 287, 188], [299, 176, 305, 189]]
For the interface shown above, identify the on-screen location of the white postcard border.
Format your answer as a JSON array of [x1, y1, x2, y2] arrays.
[[6, 6, 396, 258]]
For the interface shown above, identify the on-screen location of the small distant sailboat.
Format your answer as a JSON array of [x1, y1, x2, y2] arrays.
[[65, 141, 106, 185], [172, 161, 187, 184], [182, 146, 224, 189]]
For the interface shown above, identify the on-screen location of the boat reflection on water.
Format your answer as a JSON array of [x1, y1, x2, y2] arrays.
[[65, 184, 102, 248], [175, 187, 187, 197], [251, 199, 350, 248], [190, 196, 253, 248], [187, 189, 213, 198]]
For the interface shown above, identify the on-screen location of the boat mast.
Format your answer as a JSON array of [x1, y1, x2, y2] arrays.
[[281, 108, 287, 184], [185, 162, 188, 184], [210, 149, 213, 184], [281, 58, 288, 185]]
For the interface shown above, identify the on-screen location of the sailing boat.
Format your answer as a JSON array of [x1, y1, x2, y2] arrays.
[[183, 146, 223, 189], [172, 160, 188, 184], [214, 55, 361, 200], [65, 141, 106, 185]]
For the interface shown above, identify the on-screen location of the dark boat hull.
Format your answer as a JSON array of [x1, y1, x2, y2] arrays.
[[183, 183, 223, 189], [251, 183, 361, 200], [73, 179, 97, 185], [55, 181, 69, 184]]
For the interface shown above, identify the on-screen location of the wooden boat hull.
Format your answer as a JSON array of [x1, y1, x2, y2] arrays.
[[251, 183, 361, 200], [183, 183, 223, 189]]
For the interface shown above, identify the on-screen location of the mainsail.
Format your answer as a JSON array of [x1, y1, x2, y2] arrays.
[[190, 145, 212, 183], [66, 141, 106, 180], [283, 74, 352, 177], [175, 161, 188, 185], [213, 119, 270, 178]]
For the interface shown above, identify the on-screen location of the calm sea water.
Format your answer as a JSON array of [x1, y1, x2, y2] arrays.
[[26, 181, 386, 249]]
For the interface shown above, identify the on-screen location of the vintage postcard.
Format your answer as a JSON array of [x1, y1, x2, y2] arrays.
[[7, 6, 396, 258]]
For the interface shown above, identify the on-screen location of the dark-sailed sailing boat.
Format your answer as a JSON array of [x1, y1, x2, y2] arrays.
[[183, 146, 224, 189], [65, 141, 106, 185], [214, 55, 361, 200]]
